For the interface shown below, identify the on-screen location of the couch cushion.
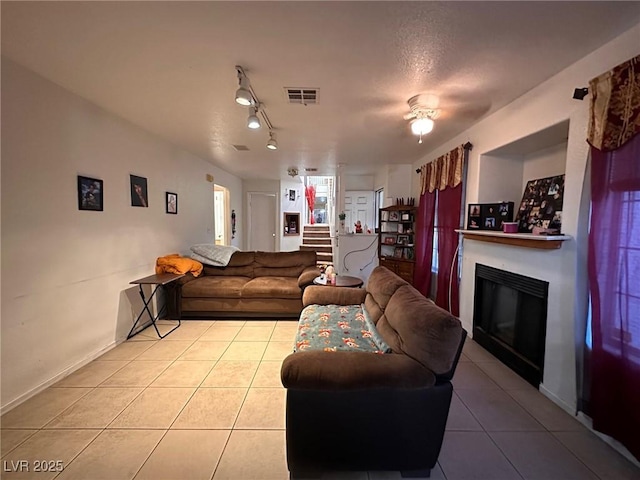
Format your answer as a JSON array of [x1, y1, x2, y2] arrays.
[[202, 251, 255, 277], [294, 304, 388, 353], [365, 266, 409, 317], [254, 250, 316, 277], [376, 284, 462, 375], [242, 277, 301, 299], [181, 276, 250, 298]]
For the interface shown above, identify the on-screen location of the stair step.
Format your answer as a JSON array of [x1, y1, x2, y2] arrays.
[[304, 232, 331, 238], [304, 225, 330, 232], [317, 252, 333, 262], [303, 237, 331, 245], [300, 245, 333, 253]]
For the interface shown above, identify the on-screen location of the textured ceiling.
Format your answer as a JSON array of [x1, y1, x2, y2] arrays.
[[2, 2, 639, 179]]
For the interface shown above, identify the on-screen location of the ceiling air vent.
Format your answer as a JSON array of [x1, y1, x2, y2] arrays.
[[304, 168, 318, 172], [232, 144, 250, 151], [284, 88, 319, 105]]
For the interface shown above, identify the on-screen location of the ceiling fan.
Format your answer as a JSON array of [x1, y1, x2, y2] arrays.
[[403, 94, 441, 143]]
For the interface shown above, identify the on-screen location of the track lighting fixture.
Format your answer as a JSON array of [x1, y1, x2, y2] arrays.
[[266, 131, 278, 150], [247, 107, 261, 129], [235, 67, 254, 106]]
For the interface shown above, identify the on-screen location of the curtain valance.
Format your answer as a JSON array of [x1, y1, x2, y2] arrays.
[[588, 54, 640, 152], [419, 144, 465, 194]]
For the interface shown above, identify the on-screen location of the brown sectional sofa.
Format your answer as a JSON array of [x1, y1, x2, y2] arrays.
[[165, 250, 319, 318], [281, 266, 466, 478]]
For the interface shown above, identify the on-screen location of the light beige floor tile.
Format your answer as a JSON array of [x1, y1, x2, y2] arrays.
[[452, 362, 499, 390], [439, 431, 521, 479], [199, 325, 242, 341], [553, 431, 640, 479], [270, 327, 298, 342], [214, 320, 246, 327], [201, 361, 259, 387], [56, 429, 163, 480], [172, 388, 246, 429], [109, 388, 195, 429], [507, 388, 585, 432], [135, 430, 230, 480], [99, 341, 155, 361], [235, 388, 285, 429], [458, 352, 471, 362], [1, 388, 92, 429], [1, 430, 100, 480], [55, 361, 129, 387], [263, 341, 294, 361], [463, 340, 498, 362], [220, 342, 267, 361], [100, 360, 170, 387], [135, 340, 194, 361], [213, 430, 287, 480], [490, 431, 599, 479], [0, 430, 37, 456], [251, 361, 284, 388], [244, 320, 277, 328], [456, 388, 544, 432], [445, 392, 483, 431], [276, 320, 298, 326], [234, 326, 274, 341], [178, 341, 230, 360], [368, 465, 446, 480], [150, 361, 214, 387], [160, 322, 211, 341], [476, 361, 537, 391], [44, 388, 142, 429]]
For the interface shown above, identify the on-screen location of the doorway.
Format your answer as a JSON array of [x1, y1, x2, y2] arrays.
[[248, 192, 277, 251], [214, 184, 230, 245], [305, 176, 334, 225]]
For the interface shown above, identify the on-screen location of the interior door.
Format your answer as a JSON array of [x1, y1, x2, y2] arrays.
[[248, 192, 277, 251], [344, 190, 374, 232]]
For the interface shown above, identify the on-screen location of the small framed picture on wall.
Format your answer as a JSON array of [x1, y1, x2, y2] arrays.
[[166, 192, 178, 214], [77, 175, 103, 211], [130, 175, 148, 207]]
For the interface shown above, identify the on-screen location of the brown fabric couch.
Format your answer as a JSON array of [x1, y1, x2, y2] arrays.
[[165, 250, 319, 319], [281, 266, 466, 478]]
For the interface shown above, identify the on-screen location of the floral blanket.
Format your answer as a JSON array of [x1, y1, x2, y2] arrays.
[[294, 304, 391, 354]]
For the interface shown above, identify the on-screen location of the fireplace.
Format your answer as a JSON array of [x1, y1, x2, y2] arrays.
[[473, 264, 548, 387]]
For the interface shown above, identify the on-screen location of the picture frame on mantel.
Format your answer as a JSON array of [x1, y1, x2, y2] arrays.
[[515, 174, 565, 233]]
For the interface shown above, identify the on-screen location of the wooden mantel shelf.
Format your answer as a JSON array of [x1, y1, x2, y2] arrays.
[[456, 229, 571, 250]]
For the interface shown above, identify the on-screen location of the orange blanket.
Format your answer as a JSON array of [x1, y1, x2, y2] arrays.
[[155, 254, 203, 277]]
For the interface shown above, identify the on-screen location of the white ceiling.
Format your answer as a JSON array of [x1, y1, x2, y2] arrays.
[[2, 2, 639, 180]]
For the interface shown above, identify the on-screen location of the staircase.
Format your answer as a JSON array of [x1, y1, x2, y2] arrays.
[[300, 224, 333, 267]]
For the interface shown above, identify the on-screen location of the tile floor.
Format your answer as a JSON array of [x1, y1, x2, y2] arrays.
[[1, 320, 639, 480]]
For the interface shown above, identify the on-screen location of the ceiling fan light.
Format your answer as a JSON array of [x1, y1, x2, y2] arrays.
[[247, 107, 261, 129], [411, 117, 434, 136]]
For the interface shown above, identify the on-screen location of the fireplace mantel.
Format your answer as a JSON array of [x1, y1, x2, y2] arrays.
[[456, 230, 571, 250]]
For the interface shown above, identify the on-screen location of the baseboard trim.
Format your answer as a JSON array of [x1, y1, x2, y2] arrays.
[[1, 340, 119, 415], [539, 384, 576, 416]]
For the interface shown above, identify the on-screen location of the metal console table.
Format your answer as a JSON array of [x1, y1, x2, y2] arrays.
[[128, 273, 184, 339]]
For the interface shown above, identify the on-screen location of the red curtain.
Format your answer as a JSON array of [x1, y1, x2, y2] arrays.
[[413, 190, 436, 297], [435, 184, 462, 316], [588, 136, 640, 460], [305, 185, 316, 224]]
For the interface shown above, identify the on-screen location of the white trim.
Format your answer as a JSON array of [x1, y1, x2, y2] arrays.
[[1, 341, 118, 415]]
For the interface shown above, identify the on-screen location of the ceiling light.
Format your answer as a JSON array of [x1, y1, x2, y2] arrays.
[[247, 107, 261, 129], [411, 117, 434, 136], [235, 67, 254, 106], [266, 131, 278, 150]]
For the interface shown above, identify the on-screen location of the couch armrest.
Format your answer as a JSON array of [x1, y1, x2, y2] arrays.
[[302, 285, 366, 307], [298, 266, 321, 289], [281, 351, 436, 390], [163, 273, 198, 319]]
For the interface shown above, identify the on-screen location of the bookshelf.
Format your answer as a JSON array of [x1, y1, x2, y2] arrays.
[[378, 205, 417, 284]]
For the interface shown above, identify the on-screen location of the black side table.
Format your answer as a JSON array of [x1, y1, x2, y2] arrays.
[[128, 273, 185, 339]]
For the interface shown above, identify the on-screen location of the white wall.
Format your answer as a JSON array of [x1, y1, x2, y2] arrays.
[[280, 179, 304, 251], [0, 58, 243, 411], [344, 174, 374, 191], [411, 23, 640, 412], [522, 142, 568, 191]]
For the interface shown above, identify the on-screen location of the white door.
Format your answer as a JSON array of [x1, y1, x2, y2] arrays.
[[214, 184, 230, 245], [344, 191, 374, 232], [248, 192, 277, 251]]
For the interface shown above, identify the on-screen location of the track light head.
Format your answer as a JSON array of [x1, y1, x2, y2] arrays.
[[247, 107, 261, 129], [266, 131, 278, 150], [235, 67, 254, 106]]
